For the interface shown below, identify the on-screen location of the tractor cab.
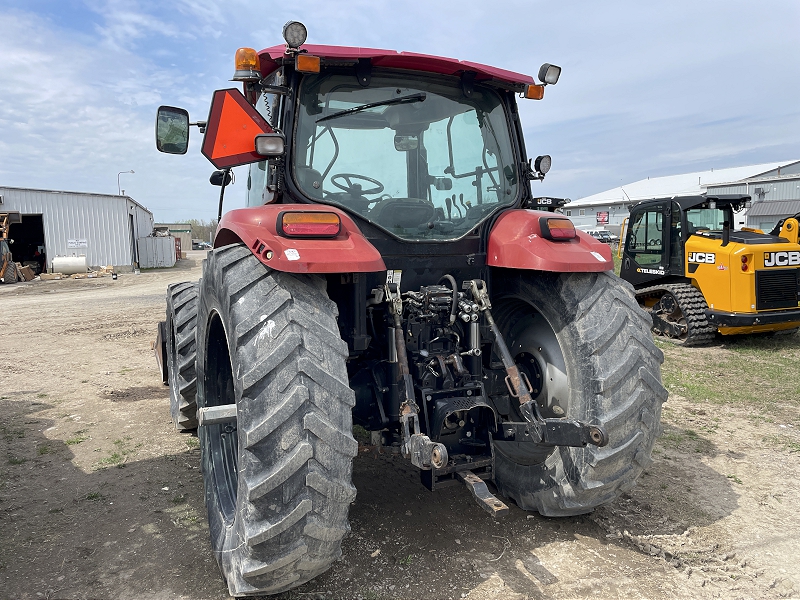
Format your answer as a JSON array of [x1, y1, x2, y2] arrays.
[[620, 194, 753, 287]]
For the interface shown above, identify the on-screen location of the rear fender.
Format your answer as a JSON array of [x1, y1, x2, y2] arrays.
[[487, 210, 613, 272], [214, 205, 386, 274]]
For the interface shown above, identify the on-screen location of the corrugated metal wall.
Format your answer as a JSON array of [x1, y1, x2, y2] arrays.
[[137, 236, 176, 268], [0, 187, 154, 271], [709, 180, 800, 201]]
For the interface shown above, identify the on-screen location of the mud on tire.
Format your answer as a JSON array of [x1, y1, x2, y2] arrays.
[[491, 270, 667, 517], [195, 243, 357, 597], [166, 281, 199, 430]]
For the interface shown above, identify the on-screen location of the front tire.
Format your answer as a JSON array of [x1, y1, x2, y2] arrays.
[[491, 270, 667, 516], [196, 244, 357, 596]]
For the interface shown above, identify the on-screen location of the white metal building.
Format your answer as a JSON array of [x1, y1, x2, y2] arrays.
[[0, 186, 154, 272], [565, 160, 800, 233]]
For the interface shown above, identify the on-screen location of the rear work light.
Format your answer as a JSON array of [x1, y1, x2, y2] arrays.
[[539, 217, 576, 240], [278, 211, 341, 238]]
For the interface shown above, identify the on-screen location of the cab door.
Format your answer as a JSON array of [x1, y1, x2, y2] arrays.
[[620, 203, 670, 286]]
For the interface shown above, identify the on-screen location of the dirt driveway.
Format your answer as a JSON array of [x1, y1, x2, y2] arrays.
[[1, 252, 798, 600]]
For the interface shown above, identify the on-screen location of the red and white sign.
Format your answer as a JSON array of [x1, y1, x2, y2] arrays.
[[596, 211, 609, 224]]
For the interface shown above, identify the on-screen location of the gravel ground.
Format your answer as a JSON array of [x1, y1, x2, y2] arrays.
[[1, 250, 798, 600]]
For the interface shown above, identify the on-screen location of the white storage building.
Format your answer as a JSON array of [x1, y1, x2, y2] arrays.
[[564, 160, 800, 233], [0, 186, 155, 273]]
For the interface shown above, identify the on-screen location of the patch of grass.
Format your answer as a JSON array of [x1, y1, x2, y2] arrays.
[[1, 426, 25, 441], [37, 445, 52, 455], [7, 455, 26, 465], [171, 494, 187, 504], [352, 424, 371, 445], [98, 452, 125, 467], [65, 430, 89, 445], [36, 393, 48, 398], [727, 474, 743, 485], [398, 554, 413, 565], [185, 436, 199, 449], [762, 434, 800, 453], [660, 336, 800, 423], [85, 492, 104, 502]]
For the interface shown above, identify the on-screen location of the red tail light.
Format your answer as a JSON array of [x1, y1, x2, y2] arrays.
[[278, 211, 341, 238], [539, 217, 576, 240]]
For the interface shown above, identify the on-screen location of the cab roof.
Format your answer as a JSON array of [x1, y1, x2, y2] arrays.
[[631, 194, 751, 211], [258, 44, 535, 90]]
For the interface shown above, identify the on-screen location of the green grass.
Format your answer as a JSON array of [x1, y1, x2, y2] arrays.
[[85, 492, 104, 501], [660, 334, 800, 423], [37, 445, 52, 455], [762, 434, 800, 453], [65, 430, 89, 445], [7, 455, 26, 465]]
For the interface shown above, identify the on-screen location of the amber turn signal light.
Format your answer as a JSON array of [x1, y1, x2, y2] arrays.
[[539, 217, 576, 240], [295, 54, 321, 73], [278, 211, 341, 238], [523, 84, 545, 100]]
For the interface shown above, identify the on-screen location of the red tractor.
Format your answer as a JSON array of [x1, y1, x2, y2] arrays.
[[155, 21, 665, 597]]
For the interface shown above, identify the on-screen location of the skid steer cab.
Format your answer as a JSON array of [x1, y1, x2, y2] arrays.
[[154, 20, 666, 597], [620, 194, 800, 345]]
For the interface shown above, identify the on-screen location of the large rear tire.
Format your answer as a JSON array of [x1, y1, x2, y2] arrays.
[[166, 281, 199, 430], [491, 270, 667, 516], [196, 244, 357, 597], [1, 260, 18, 284]]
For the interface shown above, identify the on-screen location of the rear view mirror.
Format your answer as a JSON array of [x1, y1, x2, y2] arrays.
[[394, 135, 419, 151], [209, 170, 233, 186], [156, 106, 190, 154]]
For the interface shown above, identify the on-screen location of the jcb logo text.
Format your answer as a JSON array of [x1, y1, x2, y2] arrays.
[[764, 251, 800, 267], [688, 252, 715, 264]]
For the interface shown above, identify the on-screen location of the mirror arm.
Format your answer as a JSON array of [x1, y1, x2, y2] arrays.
[[217, 167, 231, 223], [190, 121, 207, 134]]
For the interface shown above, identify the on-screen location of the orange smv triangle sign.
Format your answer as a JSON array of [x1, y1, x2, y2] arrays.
[[201, 88, 273, 169]]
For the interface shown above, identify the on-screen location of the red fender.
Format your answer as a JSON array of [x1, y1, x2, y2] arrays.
[[214, 205, 386, 274], [487, 210, 613, 272]]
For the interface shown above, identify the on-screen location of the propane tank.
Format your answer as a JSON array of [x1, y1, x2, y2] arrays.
[[52, 256, 88, 275]]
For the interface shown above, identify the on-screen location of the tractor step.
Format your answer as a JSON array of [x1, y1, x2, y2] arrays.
[[197, 405, 237, 427], [456, 470, 509, 517]]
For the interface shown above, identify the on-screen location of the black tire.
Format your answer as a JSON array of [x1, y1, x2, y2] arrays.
[[166, 281, 200, 430], [491, 269, 667, 516], [196, 244, 357, 597], [2, 260, 18, 284]]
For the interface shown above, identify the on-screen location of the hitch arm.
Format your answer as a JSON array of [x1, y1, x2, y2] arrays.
[[468, 279, 607, 449]]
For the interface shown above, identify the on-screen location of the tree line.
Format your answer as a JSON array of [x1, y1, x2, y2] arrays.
[[187, 219, 218, 243]]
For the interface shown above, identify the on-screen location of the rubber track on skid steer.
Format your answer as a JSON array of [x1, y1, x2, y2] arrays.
[[637, 283, 716, 346]]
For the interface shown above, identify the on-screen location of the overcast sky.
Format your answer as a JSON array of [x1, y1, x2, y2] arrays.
[[1, 1, 799, 223]]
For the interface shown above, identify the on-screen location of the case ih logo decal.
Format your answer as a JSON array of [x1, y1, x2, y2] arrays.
[[688, 252, 715, 264], [764, 251, 800, 267]]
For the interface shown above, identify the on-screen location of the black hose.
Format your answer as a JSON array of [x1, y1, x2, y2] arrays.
[[438, 274, 458, 325]]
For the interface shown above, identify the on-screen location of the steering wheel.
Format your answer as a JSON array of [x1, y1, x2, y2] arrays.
[[331, 173, 384, 196]]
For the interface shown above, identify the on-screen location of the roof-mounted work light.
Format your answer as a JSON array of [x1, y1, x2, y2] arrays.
[[283, 21, 308, 51], [538, 63, 561, 85]]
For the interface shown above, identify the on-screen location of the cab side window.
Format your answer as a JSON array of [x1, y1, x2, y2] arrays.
[[628, 208, 665, 266]]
